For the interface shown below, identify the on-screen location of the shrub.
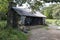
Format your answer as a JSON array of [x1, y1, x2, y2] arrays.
[[0, 12, 7, 20], [46, 19, 60, 26], [0, 21, 27, 40], [0, 28, 27, 40], [42, 7, 53, 19]]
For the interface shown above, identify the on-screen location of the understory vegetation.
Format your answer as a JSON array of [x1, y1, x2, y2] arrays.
[[0, 21, 27, 40], [42, 3, 60, 19], [46, 19, 60, 26]]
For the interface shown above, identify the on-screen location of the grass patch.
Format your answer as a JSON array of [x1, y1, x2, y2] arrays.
[[0, 21, 28, 40], [46, 19, 60, 26]]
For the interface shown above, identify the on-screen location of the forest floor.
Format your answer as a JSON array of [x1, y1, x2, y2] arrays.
[[28, 25, 60, 40]]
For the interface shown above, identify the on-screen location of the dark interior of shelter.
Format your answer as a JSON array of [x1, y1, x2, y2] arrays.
[[24, 16, 43, 26]]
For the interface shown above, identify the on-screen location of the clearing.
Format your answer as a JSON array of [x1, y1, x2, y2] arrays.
[[28, 25, 60, 40]]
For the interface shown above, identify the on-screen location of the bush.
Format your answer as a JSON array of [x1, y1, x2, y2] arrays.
[[42, 7, 53, 19], [0, 21, 27, 40], [0, 21, 7, 29], [46, 19, 60, 26], [0, 28, 27, 40], [0, 12, 7, 20]]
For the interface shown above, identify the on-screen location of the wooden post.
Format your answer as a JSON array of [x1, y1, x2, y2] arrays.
[[42, 17, 46, 25]]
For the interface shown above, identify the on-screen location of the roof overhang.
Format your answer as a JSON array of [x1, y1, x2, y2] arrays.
[[12, 7, 46, 17]]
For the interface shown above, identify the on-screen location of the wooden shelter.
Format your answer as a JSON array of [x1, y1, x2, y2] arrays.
[[8, 2, 46, 27], [12, 7, 46, 26]]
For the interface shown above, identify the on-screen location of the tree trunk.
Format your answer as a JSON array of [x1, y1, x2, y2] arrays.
[[7, 2, 13, 27], [7, 2, 17, 28], [12, 11, 18, 28]]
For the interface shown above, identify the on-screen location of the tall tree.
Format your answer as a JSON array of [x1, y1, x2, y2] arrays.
[[42, 7, 53, 19], [52, 4, 60, 19], [42, 0, 60, 2]]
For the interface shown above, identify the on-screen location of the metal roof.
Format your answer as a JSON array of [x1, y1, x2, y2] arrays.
[[12, 7, 46, 17]]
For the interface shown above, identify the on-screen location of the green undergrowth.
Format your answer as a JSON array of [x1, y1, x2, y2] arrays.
[[0, 21, 27, 40], [46, 19, 60, 26]]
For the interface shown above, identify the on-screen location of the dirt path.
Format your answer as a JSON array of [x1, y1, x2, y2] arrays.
[[28, 27, 60, 40]]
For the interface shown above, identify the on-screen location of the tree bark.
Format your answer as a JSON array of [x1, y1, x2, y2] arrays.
[[12, 11, 18, 28], [7, 2, 17, 28]]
